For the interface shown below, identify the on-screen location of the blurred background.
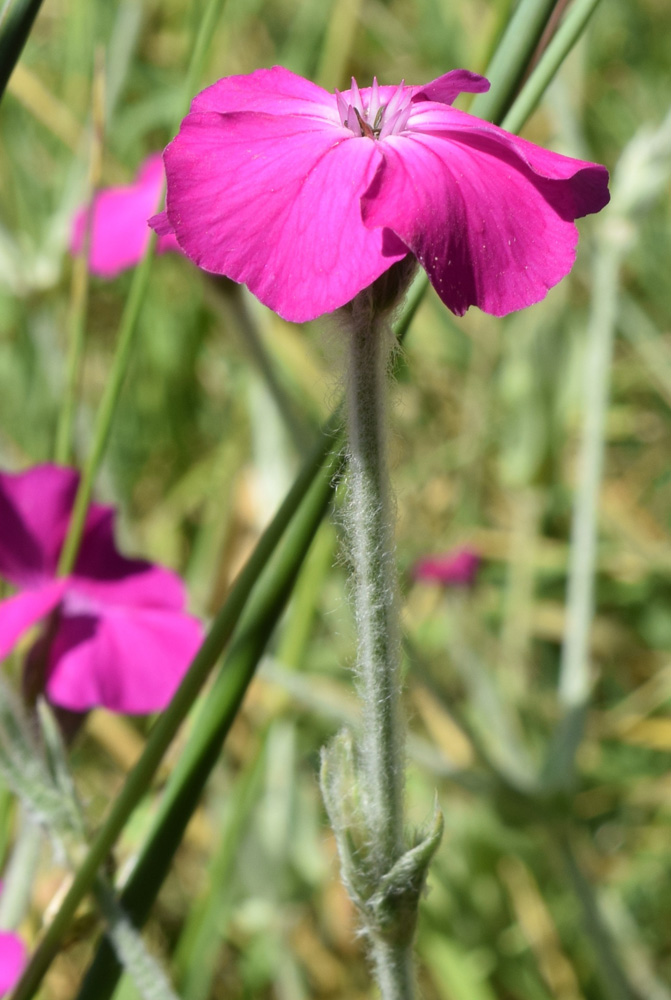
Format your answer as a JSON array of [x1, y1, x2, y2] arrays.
[[1, 0, 671, 997]]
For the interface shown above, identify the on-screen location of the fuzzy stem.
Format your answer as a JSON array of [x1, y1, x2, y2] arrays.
[[372, 939, 415, 1000], [344, 295, 415, 999], [346, 298, 404, 873]]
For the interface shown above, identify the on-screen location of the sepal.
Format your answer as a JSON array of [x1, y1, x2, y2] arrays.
[[321, 729, 443, 947]]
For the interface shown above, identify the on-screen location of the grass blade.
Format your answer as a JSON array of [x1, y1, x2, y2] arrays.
[[0, 0, 44, 104]]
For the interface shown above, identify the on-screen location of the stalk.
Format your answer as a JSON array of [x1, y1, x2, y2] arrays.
[[321, 277, 443, 1000], [345, 296, 404, 874], [54, 52, 105, 465], [556, 832, 634, 1000]]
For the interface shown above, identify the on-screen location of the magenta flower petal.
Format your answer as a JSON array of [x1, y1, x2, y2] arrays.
[[0, 931, 26, 996], [409, 104, 610, 216], [0, 582, 67, 661], [410, 69, 490, 105], [71, 506, 188, 610], [413, 548, 480, 587], [191, 64, 338, 116], [0, 464, 203, 714], [45, 608, 203, 714], [0, 466, 78, 584], [158, 66, 608, 321], [161, 110, 407, 322], [70, 154, 179, 279], [362, 111, 608, 315]]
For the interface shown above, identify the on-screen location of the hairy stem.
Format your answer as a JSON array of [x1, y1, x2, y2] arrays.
[[344, 294, 414, 998], [372, 939, 415, 1000], [346, 299, 404, 874]]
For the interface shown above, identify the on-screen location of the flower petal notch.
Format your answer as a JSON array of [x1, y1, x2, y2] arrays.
[[70, 154, 182, 279], [154, 65, 609, 322], [0, 465, 203, 714]]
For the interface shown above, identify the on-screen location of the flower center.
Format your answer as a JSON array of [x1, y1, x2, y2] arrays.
[[336, 77, 413, 140]]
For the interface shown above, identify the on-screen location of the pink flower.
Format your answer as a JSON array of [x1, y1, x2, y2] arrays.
[[70, 154, 181, 278], [0, 465, 203, 714], [150, 66, 609, 323], [0, 930, 25, 997], [413, 547, 480, 587], [0, 885, 26, 999]]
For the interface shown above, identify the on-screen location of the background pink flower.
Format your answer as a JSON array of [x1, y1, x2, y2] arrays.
[[0, 465, 203, 714], [0, 930, 25, 997], [151, 65, 609, 323], [0, 884, 26, 999], [70, 154, 181, 279], [413, 547, 481, 587]]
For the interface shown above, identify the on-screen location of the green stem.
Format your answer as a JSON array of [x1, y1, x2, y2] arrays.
[[345, 294, 411, 997], [346, 300, 404, 874], [54, 67, 104, 465], [56, 237, 158, 574], [372, 940, 415, 1000], [557, 832, 635, 1000], [544, 237, 621, 788], [54, 254, 91, 466]]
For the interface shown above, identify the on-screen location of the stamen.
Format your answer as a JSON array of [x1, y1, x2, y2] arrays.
[[337, 77, 412, 139], [354, 107, 375, 139]]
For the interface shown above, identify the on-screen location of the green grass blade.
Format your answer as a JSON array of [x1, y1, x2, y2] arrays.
[[470, 0, 559, 123], [0, 0, 44, 103], [501, 0, 605, 134], [557, 833, 635, 1000], [74, 431, 344, 1000], [56, 235, 159, 574], [174, 741, 267, 1000]]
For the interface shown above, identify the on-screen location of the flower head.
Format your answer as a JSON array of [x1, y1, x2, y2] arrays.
[[413, 547, 480, 587], [71, 154, 181, 279], [0, 465, 203, 714], [151, 66, 609, 323]]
